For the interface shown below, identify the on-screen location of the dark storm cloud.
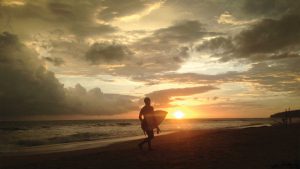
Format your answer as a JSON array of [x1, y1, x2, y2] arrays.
[[196, 36, 235, 58], [146, 86, 218, 107], [73, 20, 212, 77], [164, 0, 300, 31], [85, 42, 133, 64], [113, 45, 191, 76], [44, 57, 65, 66], [192, 2, 300, 97], [0, 32, 66, 116], [197, 14, 300, 62], [151, 20, 215, 43], [196, 37, 234, 51], [1, 0, 222, 77], [105, 20, 218, 78], [46, 0, 117, 37], [236, 15, 300, 55], [0, 0, 165, 39], [0, 0, 116, 38], [242, 0, 300, 17], [137, 20, 218, 49], [0, 32, 137, 118]]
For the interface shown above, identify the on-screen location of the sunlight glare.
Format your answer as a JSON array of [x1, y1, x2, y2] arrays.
[[173, 110, 185, 119]]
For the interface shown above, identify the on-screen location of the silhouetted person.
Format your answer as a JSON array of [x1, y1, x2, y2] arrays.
[[138, 97, 160, 151]]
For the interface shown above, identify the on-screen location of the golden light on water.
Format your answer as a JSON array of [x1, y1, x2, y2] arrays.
[[173, 110, 185, 119]]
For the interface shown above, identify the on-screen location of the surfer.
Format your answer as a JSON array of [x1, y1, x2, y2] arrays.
[[138, 97, 160, 151]]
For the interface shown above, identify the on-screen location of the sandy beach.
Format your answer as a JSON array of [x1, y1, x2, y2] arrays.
[[1, 124, 300, 169]]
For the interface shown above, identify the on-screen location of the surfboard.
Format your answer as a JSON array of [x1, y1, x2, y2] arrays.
[[142, 110, 168, 130]]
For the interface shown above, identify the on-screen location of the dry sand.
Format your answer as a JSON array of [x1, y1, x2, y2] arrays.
[[1, 125, 300, 169]]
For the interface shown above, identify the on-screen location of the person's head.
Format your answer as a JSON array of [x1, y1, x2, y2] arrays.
[[144, 97, 151, 106]]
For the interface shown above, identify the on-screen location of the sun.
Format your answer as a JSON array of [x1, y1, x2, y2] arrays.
[[173, 110, 185, 119]]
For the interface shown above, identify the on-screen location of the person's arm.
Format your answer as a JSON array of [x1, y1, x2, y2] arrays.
[[139, 108, 143, 122]]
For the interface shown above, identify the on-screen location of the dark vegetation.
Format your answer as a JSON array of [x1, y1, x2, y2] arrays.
[[270, 109, 300, 118]]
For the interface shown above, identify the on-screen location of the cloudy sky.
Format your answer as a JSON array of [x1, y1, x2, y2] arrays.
[[1, 0, 300, 120]]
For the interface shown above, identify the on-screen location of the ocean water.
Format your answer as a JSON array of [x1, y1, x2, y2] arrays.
[[0, 118, 273, 152]]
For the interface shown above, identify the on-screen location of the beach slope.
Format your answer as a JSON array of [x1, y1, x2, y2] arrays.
[[1, 125, 300, 169]]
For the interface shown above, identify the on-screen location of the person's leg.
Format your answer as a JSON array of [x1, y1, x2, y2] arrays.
[[138, 130, 154, 150], [138, 129, 150, 150], [146, 130, 154, 150]]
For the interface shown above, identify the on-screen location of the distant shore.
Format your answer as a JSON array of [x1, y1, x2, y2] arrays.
[[1, 124, 300, 169]]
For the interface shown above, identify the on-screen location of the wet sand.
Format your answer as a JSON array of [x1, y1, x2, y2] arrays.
[[0, 131, 174, 156], [1, 125, 300, 169]]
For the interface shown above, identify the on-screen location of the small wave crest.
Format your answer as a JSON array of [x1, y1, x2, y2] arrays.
[[17, 132, 109, 147], [0, 127, 28, 131]]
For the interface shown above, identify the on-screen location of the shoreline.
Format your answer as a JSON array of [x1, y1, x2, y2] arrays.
[[1, 124, 300, 169], [0, 131, 175, 156], [0, 123, 272, 156]]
